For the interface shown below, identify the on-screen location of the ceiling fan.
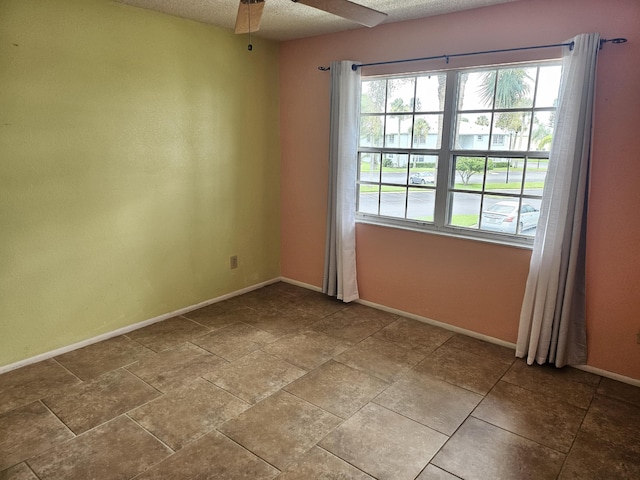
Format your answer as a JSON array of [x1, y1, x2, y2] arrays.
[[234, 0, 388, 35]]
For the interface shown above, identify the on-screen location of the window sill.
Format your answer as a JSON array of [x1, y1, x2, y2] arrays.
[[356, 214, 535, 250]]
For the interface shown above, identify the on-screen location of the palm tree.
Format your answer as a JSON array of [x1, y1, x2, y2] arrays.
[[478, 68, 533, 108], [478, 68, 534, 150]]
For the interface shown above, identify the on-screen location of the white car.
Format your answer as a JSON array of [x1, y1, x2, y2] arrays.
[[480, 201, 539, 234], [409, 172, 435, 184]]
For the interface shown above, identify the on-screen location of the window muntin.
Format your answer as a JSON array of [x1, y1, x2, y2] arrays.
[[356, 61, 561, 245]]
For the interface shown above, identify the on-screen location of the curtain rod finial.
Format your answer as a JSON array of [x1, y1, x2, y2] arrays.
[[600, 37, 627, 49]]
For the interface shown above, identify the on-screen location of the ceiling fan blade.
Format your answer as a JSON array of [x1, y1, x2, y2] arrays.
[[293, 0, 387, 27], [235, 0, 266, 34]]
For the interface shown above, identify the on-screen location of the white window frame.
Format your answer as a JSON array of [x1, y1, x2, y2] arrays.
[[356, 60, 560, 248]]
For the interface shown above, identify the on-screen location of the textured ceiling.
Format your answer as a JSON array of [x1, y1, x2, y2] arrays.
[[116, 0, 520, 41]]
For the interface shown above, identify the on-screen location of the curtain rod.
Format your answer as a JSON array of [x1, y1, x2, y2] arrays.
[[317, 37, 627, 71]]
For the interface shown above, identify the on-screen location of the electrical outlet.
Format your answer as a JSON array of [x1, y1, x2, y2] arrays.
[[230, 255, 238, 269]]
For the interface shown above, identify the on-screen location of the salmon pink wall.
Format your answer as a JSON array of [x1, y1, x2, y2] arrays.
[[280, 0, 640, 380]]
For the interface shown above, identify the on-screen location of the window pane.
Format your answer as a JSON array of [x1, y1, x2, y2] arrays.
[[413, 114, 442, 148], [455, 113, 491, 150], [385, 115, 413, 148], [386, 78, 416, 113], [453, 156, 487, 189], [381, 154, 409, 184], [494, 67, 536, 108], [458, 71, 494, 110], [479, 196, 541, 235], [415, 74, 446, 111], [409, 154, 438, 186], [361, 79, 386, 113], [358, 187, 379, 215], [530, 111, 555, 151], [535, 66, 562, 108], [520, 198, 541, 236], [449, 192, 481, 229], [359, 152, 381, 183], [407, 188, 435, 222], [380, 189, 407, 218], [523, 159, 547, 196], [360, 115, 384, 147], [491, 111, 532, 151], [486, 157, 523, 194], [480, 195, 521, 234]]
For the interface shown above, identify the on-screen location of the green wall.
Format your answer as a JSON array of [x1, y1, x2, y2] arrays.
[[0, 0, 281, 367]]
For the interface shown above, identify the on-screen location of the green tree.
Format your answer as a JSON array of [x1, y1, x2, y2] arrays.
[[413, 118, 430, 146], [475, 115, 490, 126], [456, 157, 493, 185], [478, 68, 533, 150], [478, 69, 533, 108]]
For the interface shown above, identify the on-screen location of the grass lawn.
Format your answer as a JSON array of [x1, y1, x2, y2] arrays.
[[449, 214, 478, 227]]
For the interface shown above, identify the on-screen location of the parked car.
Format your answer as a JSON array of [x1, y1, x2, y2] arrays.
[[480, 201, 540, 234], [409, 172, 435, 184]]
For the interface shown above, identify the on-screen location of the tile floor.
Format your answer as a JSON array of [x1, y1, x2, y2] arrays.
[[1, 282, 639, 480]]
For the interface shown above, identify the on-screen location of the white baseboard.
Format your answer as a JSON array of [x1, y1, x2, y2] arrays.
[[355, 297, 517, 350], [572, 364, 640, 388], [279, 277, 322, 293], [0, 278, 281, 375], [4, 276, 639, 388], [280, 277, 639, 386]]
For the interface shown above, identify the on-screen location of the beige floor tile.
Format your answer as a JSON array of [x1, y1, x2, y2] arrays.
[[204, 350, 305, 404], [311, 304, 397, 342], [276, 446, 375, 479], [262, 330, 352, 370], [128, 377, 249, 450], [133, 430, 279, 480], [320, 403, 447, 480], [219, 391, 341, 470], [7, 283, 638, 480], [284, 360, 387, 418], [54, 336, 156, 381], [28, 416, 171, 480], [414, 343, 511, 395], [242, 309, 322, 337], [0, 401, 74, 471], [432, 417, 565, 480], [257, 282, 310, 298], [597, 377, 640, 407], [126, 316, 210, 352], [43, 368, 159, 434], [374, 368, 483, 435], [184, 306, 259, 330], [416, 464, 460, 480], [0, 360, 80, 415], [334, 336, 425, 382], [286, 291, 349, 318], [501, 359, 599, 409], [192, 323, 279, 361], [559, 430, 640, 479], [472, 380, 585, 452], [0, 463, 39, 480], [579, 394, 640, 453], [126, 342, 226, 392], [373, 318, 454, 353], [444, 334, 516, 365]]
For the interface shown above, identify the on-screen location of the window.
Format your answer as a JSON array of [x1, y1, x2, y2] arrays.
[[356, 61, 561, 245]]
